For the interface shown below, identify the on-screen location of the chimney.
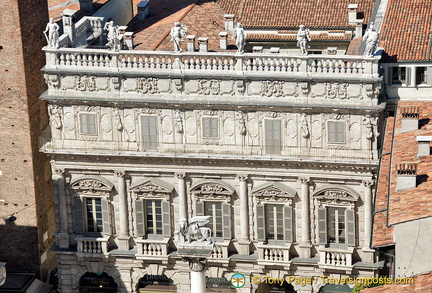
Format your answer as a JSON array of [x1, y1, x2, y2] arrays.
[[137, 1, 150, 20], [224, 14, 235, 32], [186, 35, 196, 52], [198, 37, 208, 52], [416, 136, 432, 157], [62, 9, 77, 44], [396, 163, 417, 191], [123, 32, 134, 50], [355, 19, 363, 38], [348, 4, 358, 25], [219, 31, 228, 50], [79, 0, 93, 12], [252, 46, 263, 53], [270, 47, 280, 54], [400, 106, 419, 133]]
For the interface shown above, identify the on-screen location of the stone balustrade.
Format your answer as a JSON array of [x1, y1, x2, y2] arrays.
[[209, 241, 230, 260], [69, 17, 104, 48], [76, 236, 110, 255], [257, 243, 291, 267], [318, 246, 354, 271], [44, 47, 380, 78], [136, 238, 170, 260]]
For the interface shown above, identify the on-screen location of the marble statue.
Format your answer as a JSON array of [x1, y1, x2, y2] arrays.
[[170, 22, 187, 52], [363, 22, 379, 56], [233, 22, 246, 53], [178, 217, 213, 244], [44, 18, 60, 48], [104, 21, 120, 51], [297, 25, 311, 55]]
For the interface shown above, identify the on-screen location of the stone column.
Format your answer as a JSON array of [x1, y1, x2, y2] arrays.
[[176, 173, 187, 220], [362, 180, 374, 248], [55, 169, 69, 248], [237, 175, 250, 255], [116, 171, 129, 250], [299, 177, 311, 258], [185, 258, 207, 293]]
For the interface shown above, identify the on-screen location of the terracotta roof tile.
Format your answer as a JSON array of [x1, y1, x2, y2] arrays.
[[216, 0, 374, 28], [362, 272, 432, 292], [247, 33, 351, 42], [379, 0, 432, 61]]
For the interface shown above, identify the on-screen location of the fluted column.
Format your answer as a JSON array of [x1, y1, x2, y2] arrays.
[[115, 171, 129, 238], [363, 180, 374, 248], [176, 173, 187, 220], [299, 177, 310, 244], [54, 169, 68, 233]]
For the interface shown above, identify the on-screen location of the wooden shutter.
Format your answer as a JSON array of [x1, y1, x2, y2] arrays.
[[141, 116, 158, 150], [222, 202, 231, 240], [80, 114, 88, 134], [318, 207, 327, 244], [135, 199, 145, 236], [74, 197, 84, 233], [162, 200, 171, 237], [87, 114, 97, 135], [256, 205, 265, 242], [210, 118, 218, 137], [196, 201, 204, 216], [101, 197, 111, 235], [346, 209, 356, 247], [336, 122, 345, 143], [284, 205, 293, 243], [265, 120, 281, 154]]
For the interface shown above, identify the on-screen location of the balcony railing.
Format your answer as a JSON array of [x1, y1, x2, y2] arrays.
[[76, 235, 110, 255], [257, 243, 291, 266], [209, 240, 230, 261], [318, 246, 354, 271], [136, 238, 170, 260], [44, 47, 380, 78]]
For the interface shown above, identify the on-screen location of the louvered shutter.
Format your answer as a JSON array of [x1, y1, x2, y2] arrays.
[[318, 207, 327, 244], [74, 197, 84, 233], [87, 114, 97, 135], [101, 197, 111, 235], [284, 205, 293, 243], [162, 201, 171, 237], [80, 114, 88, 134], [256, 205, 265, 242], [135, 199, 145, 236], [346, 209, 356, 247], [196, 202, 204, 216], [148, 116, 158, 150], [222, 202, 231, 240]]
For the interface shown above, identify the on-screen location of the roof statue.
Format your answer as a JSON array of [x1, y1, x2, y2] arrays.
[[44, 18, 60, 48], [170, 22, 187, 52], [178, 216, 213, 245], [233, 22, 246, 53], [104, 21, 120, 51], [297, 25, 311, 55], [363, 22, 379, 56]]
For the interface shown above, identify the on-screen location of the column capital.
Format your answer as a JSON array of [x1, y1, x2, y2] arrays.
[[298, 177, 310, 184], [183, 257, 207, 272], [236, 174, 249, 181], [362, 179, 375, 187], [114, 170, 126, 177], [175, 172, 186, 179], [53, 168, 65, 176]]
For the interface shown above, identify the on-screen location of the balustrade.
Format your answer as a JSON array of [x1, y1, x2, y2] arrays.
[[76, 236, 110, 255], [257, 243, 291, 266], [318, 246, 354, 270], [209, 241, 230, 260], [136, 238, 169, 260]]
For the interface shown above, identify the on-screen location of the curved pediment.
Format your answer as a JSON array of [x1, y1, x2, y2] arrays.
[[70, 175, 114, 192], [190, 180, 235, 195], [312, 185, 359, 202], [130, 178, 173, 194], [252, 182, 296, 200]]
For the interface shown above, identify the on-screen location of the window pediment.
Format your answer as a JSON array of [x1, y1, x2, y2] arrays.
[[70, 176, 113, 193], [191, 180, 234, 200], [313, 185, 359, 203], [252, 182, 296, 203], [130, 178, 173, 198]]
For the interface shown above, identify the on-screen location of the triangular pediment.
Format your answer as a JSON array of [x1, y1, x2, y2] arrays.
[[190, 180, 234, 195], [252, 182, 296, 198], [313, 185, 359, 202], [70, 175, 113, 192], [130, 178, 173, 194]]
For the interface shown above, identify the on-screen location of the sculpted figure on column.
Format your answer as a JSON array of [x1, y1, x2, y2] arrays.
[[44, 18, 60, 48], [363, 22, 379, 56], [297, 25, 311, 55], [170, 22, 187, 52], [233, 22, 246, 53]]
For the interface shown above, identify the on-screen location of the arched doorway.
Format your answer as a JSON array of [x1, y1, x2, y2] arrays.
[[137, 274, 177, 292], [256, 282, 297, 293], [79, 272, 118, 293], [318, 284, 352, 293]]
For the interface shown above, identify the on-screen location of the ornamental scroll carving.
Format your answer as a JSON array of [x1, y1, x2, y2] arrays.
[[44, 74, 60, 89], [198, 79, 221, 95], [75, 75, 97, 92], [130, 179, 173, 200], [70, 177, 113, 194], [314, 188, 358, 204], [261, 80, 284, 97], [252, 183, 295, 204], [191, 182, 233, 200], [326, 82, 348, 99], [136, 77, 159, 94]]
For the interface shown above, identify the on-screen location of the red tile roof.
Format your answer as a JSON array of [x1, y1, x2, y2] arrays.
[[379, 0, 432, 61], [361, 272, 432, 292], [216, 0, 374, 28], [247, 33, 351, 42]]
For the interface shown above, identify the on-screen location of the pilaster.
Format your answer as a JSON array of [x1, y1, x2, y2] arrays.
[[299, 177, 311, 258], [237, 174, 250, 255], [115, 170, 130, 250]]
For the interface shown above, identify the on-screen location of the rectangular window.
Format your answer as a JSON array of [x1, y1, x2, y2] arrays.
[[204, 202, 223, 238], [328, 207, 346, 244], [79, 113, 97, 135], [145, 200, 163, 235], [265, 204, 284, 241], [202, 117, 219, 139], [85, 198, 103, 233], [141, 116, 158, 150], [265, 120, 282, 154], [416, 67, 427, 85], [328, 121, 345, 144], [391, 67, 406, 84]]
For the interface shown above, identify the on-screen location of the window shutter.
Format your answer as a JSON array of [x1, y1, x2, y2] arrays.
[[149, 116, 158, 150], [80, 114, 88, 134], [284, 205, 293, 243], [74, 197, 84, 233], [328, 121, 335, 143], [203, 118, 210, 138], [101, 197, 111, 235], [427, 67, 432, 85], [273, 120, 281, 153], [256, 205, 265, 242], [336, 122, 345, 143], [162, 200, 171, 237], [222, 202, 231, 240], [406, 67, 411, 87], [134, 199, 145, 236], [87, 114, 97, 135], [346, 209, 356, 247], [211, 118, 218, 137], [196, 201, 204, 216], [318, 207, 327, 244]]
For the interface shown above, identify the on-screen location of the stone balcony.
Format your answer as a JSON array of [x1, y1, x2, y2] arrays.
[[136, 237, 170, 262], [257, 243, 292, 269], [208, 240, 230, 263], [75, 235, 111, 258], [318, 246, 354, 273]]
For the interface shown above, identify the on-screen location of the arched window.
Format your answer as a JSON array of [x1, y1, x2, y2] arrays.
[[79, 272, 117, 293]]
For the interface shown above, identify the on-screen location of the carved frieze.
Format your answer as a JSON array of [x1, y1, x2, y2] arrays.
[[314, 188, 357, 203], [191, 182, 233, 198], [137, 77, 159, 94], [300, 82, 309, 96], [261, 80, 284, 97], [130, 179, 173, 200], [49, 105, 63, 130], [252, 182, 295, 205], [326, 82, 348, 99], [44, 74, 61, 89], [198, 79, 221, 95], [75, 75, 97, 92], [70, 178, 113, 193]]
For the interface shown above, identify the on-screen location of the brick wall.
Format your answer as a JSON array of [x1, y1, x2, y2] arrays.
[[0, 0, 56, 280]]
